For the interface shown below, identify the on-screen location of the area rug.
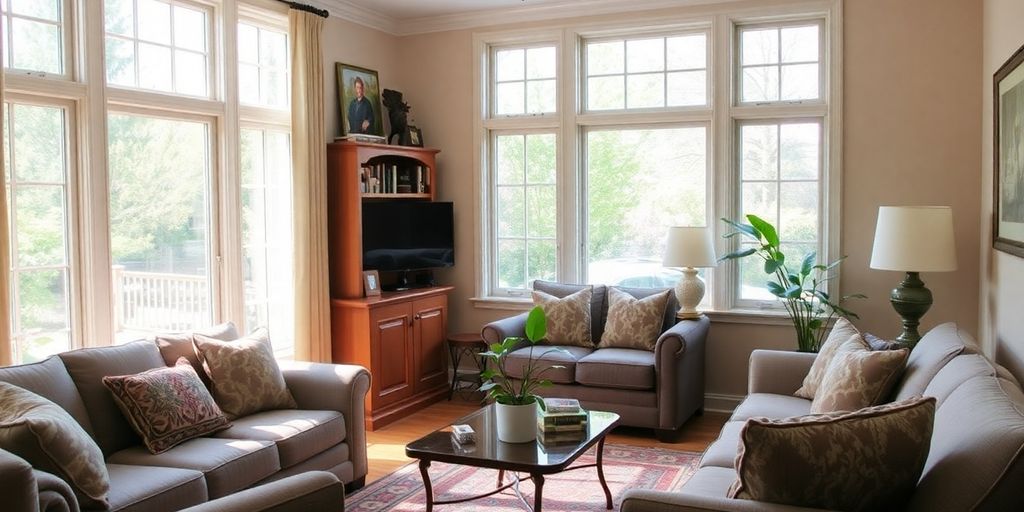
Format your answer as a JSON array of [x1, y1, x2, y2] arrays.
[[347, 445, 701, 511]]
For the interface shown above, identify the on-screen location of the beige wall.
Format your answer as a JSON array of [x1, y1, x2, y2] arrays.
[[981, 0, 1024, 380], [330, 0, 983, 404]]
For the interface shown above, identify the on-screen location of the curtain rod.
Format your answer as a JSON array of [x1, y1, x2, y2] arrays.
[[279, 0, 329, 18]]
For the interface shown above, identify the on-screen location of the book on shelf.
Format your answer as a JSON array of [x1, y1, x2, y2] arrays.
[[538, 428, 586, 445], [335, 134, 385, 143], [538, 421, 587, 433], [542, 398, 582, 414]]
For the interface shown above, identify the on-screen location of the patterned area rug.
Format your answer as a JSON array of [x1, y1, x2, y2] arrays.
[[347, 445, 701, 511]]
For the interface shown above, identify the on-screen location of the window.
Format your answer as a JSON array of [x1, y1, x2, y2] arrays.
[[1, 0, 66, 75], [238, 22, 289, 109], [4, 101, 74, 362], [493, 46, 556, 116], [104, 0, 211, 97], [108, 113, 213, 342], [475, 4, 839, 315], [240, 126, 293, 356], [585, 33, 708, 110]]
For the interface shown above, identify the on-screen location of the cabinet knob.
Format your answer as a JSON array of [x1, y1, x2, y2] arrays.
[[414, 314, 422, 320]]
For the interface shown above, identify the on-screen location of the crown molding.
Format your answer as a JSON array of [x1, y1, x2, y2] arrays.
[[319, 0, 724, 36]]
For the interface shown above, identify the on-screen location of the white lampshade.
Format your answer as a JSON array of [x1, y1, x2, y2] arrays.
[[870, 206, 957, 272], [663, 226, 718, 268]]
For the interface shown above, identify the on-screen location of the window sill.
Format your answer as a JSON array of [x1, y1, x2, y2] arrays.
[[469, 297, 812, 327]]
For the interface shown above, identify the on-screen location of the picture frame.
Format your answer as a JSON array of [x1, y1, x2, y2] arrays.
[[994, 43, 1024, 258], [337, 63, 385, 139], [362, 270, 382, 297], [405, 125, 424, 147]]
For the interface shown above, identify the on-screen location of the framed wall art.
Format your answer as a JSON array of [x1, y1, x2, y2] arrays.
[[337, 63, 385, 139], [994, 43, 1024, 257]]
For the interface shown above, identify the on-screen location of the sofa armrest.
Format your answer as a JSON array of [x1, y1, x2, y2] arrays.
[[747, 350, 817, 395], [33, 469, 77, 512], [278, 362, 370, 483], [481, 312, 529, 344], [180, 471, 344, 512], [655, 316, 710, 430], [1, 449, 39, 512], [621, 489, 833, 512]]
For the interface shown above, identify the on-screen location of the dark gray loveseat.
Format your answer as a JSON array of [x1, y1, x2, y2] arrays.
[[482, 280, 710, 440]]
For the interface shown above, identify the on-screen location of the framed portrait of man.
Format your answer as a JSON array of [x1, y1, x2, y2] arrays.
[[337, 63, 385, 138], [995, 43, 1024, 257]]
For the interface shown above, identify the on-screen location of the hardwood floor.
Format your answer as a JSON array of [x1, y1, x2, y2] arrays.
[[364, 398, 728, 484]]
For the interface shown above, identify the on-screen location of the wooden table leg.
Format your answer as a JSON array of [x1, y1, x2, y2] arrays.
[[596, 437, 612, 509], [419, 460, 434, 512], [533, 473, 545, 512]]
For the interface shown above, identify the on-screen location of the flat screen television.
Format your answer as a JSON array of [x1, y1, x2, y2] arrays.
[[361, 201, 455, 272]]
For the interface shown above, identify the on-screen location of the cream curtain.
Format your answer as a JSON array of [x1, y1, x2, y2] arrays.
[[289, 10, 331, 363], [0, 29, 11, 367]]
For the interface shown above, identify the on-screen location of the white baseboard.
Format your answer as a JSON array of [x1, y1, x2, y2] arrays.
[[704, 393, 744, 413]]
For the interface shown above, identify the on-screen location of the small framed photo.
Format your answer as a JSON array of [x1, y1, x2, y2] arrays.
[[405, 126, 424, 147], [362, 270, 381, 297]]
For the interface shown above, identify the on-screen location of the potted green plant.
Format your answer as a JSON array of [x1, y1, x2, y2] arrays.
[[479, 306, 567, 443], [721, 214, 864, 352]]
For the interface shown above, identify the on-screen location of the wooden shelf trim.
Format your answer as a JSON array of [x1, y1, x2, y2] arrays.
[[331, 285, 455, 308]]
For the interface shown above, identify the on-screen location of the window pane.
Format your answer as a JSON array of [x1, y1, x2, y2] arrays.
[[741, 28, 778, 65], [527, 240, 556, 283], [174, 49, 207, 96], [16, 270, 71, 360], [10, 17, 61, 74], [741, 124, 778, 180], [741, 181, 777, 225], [261, 69, 287, 108], [11, 103, 64, 183], [667, 35, 705, 70], [626, 38, 664, 73], [238, 24, 258, 63], [495, 49, 524, 82], [138, 43, 172, 92], [525, 79, 555, 114], [260, 29, 287, 68], [587, 41, 624, 75], [525, 133, 555, 184], [780, 182, 818, 242], [780, 63, 818, 100], [137, 0, 171, 45], [588, 76, 624, 110], [239, 24, 289, 109], [495, 82, 525, 115], [105, 0, 134, 37], [667, 70, 706, 106], [527, 185, 556, 238], [496, 187, 525, 237], [739, 249, 774, 300], [495, 134, 524, 185], [586, 127, 706, 286], [626, 73, 664, 109], [525, 46, 555, 79], [16, 186, 67, 267], [174, 5, 205, 52], [241, 128, 294, 357], [240, 64, 259, 104], [742, 66, 779, 103], [105, 37, 136, 86], [497, 239, 526, 290], [11, 0, 60, 20], [781, 26, 818, 63], [780, 123, 819, 180], [108, 114, 212, 341]]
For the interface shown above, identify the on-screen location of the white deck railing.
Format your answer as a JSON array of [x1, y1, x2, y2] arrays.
[[112, 266, 209, 332]]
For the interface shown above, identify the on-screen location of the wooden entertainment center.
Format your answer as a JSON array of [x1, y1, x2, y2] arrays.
[[326, 141, 452, 430]]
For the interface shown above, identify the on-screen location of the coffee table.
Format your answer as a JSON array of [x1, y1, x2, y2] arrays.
[[405, 405, 620, 512]]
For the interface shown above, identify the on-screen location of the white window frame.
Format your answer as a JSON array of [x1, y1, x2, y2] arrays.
[[472, 0, 842, 324], [0, 0, 74, 79], [237, 10, 290, 112], [735, 19, 826, 107]]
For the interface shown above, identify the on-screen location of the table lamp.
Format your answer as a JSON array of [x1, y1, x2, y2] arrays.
[[663, 226, 718, 319], [869, 206, 957, 347]]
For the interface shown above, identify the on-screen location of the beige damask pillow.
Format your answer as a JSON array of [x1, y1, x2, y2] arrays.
[[598, 287, 670, 350], [730, 396, 935, 512], [794, 317, 868, 399], [0, 382, 110, 509], [531, 287, 593, 346], [810, 346, 909, 413], [194, 329, 297, 418]]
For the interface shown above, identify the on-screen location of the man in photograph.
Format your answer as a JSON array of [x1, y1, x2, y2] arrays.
[[348, 76, 374, 134]]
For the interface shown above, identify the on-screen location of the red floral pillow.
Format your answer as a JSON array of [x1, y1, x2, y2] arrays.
[[103, 358, 230, 454]]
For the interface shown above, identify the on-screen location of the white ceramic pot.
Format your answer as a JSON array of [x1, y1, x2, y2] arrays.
[[495, 402, 538, 443]]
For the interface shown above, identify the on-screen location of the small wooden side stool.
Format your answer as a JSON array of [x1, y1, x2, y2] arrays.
[[447, 333, 487, 401]]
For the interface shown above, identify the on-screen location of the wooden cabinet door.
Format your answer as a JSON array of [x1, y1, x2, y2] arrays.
[[369, 303, 414, 407], [412, 295, 448, 392]]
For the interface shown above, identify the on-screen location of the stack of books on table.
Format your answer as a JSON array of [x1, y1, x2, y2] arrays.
[[537, 398, 588, 445]]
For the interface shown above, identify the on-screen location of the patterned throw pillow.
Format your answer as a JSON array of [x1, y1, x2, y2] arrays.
[[810, 346, 910, 413], [0, 382, 110, 509], [730, 397, 935, 512], [103, 358, 231, 454], [154, 322, 239, 387], [794, 318, 868, 399], [598, 287, 671, 350], [531, 287, 593, 347], [194, 329, 298, 418]]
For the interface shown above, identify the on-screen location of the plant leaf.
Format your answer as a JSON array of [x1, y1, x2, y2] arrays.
[[766, 281, 787, 297], [784, 285, 802, 298], [764, 258, 781, 274], [524, 306, 547, 343], [721, 218, 762, 241], [721, 247, 757, 260], [787, 273, 801, 286], [801, 252, 816, 276], [746, 214, 779, 248]]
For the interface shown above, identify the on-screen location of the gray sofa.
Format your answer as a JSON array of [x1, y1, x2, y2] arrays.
[[621, 322, 1024, 511], [482, 281, 710, 440], [0, 340, 370, 511]]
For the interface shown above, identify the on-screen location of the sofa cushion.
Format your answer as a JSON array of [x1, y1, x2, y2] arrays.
[[893, 322, 977, 401], [504, 345, 591, 384], [532, 287, 593, 347], [107, 437, 280, 499], [679, 466, 737, 498], [213, 409, 345, 468], [0, 355, 94, 436], [194, 329, 297, 419], [908, 375, 1024, 512], [730, 393, 812, 422], [106, 463, 207, 512], [154, 322, 239, 387], [602, 285, 679, 334], [731, 397, 935, 512], [794, 318, 867, 399], [598, 287, 671, 350], [809, 346, 909, 413], [0, 382, 110, 509], [103, 358, 231, 454], [59, 340, 166, 456], [698, 420, 743, 469], [922, 354, 997, 406], [533, 280, 607, 342], [575, 348, 655, 390]]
